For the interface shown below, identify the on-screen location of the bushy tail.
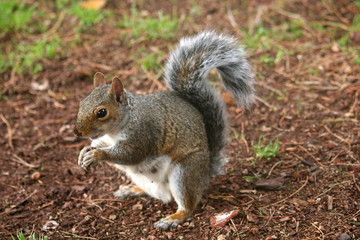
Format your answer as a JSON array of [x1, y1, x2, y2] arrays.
[[164, 31, 255, 175]]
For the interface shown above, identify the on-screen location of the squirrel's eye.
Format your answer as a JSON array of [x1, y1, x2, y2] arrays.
[[96, 108, 107, 118]]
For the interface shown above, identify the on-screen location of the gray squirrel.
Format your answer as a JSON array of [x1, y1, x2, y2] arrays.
[[73, 31, 255, 229]]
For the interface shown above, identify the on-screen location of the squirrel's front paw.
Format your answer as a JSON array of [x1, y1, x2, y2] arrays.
[[78, 146, 101, 170]]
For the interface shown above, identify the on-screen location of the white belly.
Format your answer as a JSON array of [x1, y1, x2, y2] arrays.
[[91, 134, 174, 202], [114, 155, 173, 203]]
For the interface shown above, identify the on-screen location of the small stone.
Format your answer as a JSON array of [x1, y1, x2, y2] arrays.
[[331, 43, 340, 52], [217, 234, 226, 240], [246, 213, 258, 223], [71, 185, 86, 191], [279, 216, 291, 222], [62, 201, 73, 209], [132, 202, 143, 211], [42, 220, 59, 231], [337, 233, 351, 240], [68, 166, 85, 177], [265, 235, 278, 240], [309, 165, 319, 172], [31, 171, 41, 180], [188, 221, 195, 228], [164, 232, 173, 238], [290, 198, 308, 207], [285, 147, 297, 152], [109, 214, 117, 220]]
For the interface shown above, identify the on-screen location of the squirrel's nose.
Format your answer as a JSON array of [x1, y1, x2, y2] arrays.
[[73, 128, 82, 137]]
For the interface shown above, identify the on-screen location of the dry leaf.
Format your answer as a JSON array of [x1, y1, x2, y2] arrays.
[[210, 209, 238, 227], [221, 92, 234, 105], [255, 177, 285, 190], [81, 0, 106, 10]]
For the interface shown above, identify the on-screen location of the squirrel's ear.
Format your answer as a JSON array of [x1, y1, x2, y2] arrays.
[[110, 76, 126, 103], [93, 72, 106, 88]]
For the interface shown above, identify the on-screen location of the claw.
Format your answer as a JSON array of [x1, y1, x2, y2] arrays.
[[154, 217, 179, 229], [78, 147, 98, 170]]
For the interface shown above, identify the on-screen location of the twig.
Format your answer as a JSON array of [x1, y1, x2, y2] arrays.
[[71, 197, 126, 202], [43, 10, 66, 37], [353, 172, 360, 194], [11, 155, 40, 168], [298, 145, 325, 167], [230, 219, 240, 240], [241, 122, 249, 153], [261, 84, 285, 98], [254, 95, 274, 109], [57, 230, 97, 239], [263, 208, 274, 227], [13, 190, 38, 209], [142, 66, 166, 90], [292, 153, 314, 166], [0, 114, 14, 150], [264, 176, 308, 208], [227, 7, 238, 28], [249, 5, 266, 34], [82, 60, 113, 71], [310, 222, 325, 240], [348, 89, 359, 115], [313, 181, 350, 200], [323, 125, 351, 147], [267, 161, 283, 178]]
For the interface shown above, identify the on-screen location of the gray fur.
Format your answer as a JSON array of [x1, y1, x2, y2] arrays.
[[164, 31, 255, 175]]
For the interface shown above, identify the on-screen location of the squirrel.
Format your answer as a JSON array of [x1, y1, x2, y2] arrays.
[[73, 31, 254, 229]]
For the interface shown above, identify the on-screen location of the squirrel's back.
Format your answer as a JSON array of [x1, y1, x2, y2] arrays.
[[164, 31, 255, 175]]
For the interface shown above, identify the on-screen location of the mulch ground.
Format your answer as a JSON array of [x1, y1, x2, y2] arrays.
[[0, 0, 359, 239]]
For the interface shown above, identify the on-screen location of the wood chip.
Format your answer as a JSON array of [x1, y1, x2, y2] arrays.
[[210, 210, 239, 228], [327, 195, 333, 210], [255, 177, 285, 190]]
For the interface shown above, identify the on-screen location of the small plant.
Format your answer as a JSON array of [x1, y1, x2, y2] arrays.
[[69, 2, 105, 29], [0, 37, 61, 74], [243, 23, 273, 51], [252, 136, 280, 160], [296, 99, 302, 115], [135, 49, 164, 72], [243, 175, 260, 183], [259, 55, 275, 65], [0, 1, 36, 34], [11, 231, 48, 240], [55, 0, 71, 10], [118, 6, 178, 40]]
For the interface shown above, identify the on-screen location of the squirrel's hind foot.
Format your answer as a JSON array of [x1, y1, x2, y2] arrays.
[[154, 210, 191, 229], [113, 184, 145, 199]]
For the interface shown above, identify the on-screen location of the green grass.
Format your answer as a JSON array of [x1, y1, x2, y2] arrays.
[[135, 48, 164, 72], [0, 1, 36, 35], [0, 37, 61, 74], [118, 6, 178, 40], [11, 231, 48, 240], [69, 2, 106, 29], [243, 175, 260, 183], [252, 136, 280, 160]]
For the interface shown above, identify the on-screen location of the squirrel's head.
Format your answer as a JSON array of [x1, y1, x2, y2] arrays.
[[73, 72, 128, 139]]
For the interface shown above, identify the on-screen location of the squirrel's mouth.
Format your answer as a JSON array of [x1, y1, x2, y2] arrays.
[[89, 133, 104, 140]]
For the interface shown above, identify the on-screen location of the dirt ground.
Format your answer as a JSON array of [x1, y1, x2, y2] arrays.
[[0, 0, 359, 239]]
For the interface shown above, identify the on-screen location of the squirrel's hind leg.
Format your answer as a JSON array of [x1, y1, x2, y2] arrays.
[[113, 184, 146, 199], [154, 153, 210, 229]]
